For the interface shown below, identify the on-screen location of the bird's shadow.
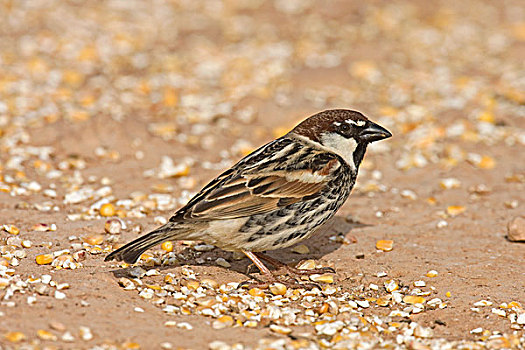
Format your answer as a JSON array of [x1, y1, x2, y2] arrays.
[[109, 215, 369, 279]]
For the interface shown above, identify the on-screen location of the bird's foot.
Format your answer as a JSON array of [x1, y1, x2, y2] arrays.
[[240, 251, 328, 290], [252, 252, 335, 277]]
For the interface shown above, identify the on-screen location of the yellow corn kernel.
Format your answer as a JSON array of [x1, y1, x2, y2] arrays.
[[36, 254, 54, 265], [161, 241, 174, 252], [376, 240, 393, 251], [99, 203, 116, 217]]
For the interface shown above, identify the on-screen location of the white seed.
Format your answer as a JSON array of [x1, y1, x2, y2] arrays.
[[269, 324, 292, 335], [356, 300, 370, 308], [491, 308, 506, 317], [436, 220, 448, 228], [297, 260, 316, 270], [79, 326, 93, 341], [54, 291, 66, 300], [62, 331, 75, 342], [177, 322, 193, 330], [414, 325, 433, 338], [470, 327, 483, 334], [209, 340, 231, 350], [160, 342, 173, 349], [145, 269, 160, 276], [315, 321, 344, 336], [400, 189, 417, 200]]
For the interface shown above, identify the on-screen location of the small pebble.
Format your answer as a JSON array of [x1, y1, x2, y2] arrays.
[[507, 216, 525, 242], [215, 258, 231, 268], [291, 244, 310, 254]]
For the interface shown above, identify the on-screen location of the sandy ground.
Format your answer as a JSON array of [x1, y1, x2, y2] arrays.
[[0, 1, 524, 349]]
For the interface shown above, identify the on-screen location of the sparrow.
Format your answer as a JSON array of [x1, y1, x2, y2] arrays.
[[105, 109, 391, 285]]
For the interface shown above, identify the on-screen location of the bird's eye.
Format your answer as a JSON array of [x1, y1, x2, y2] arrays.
[[340, 123, 350, 132]]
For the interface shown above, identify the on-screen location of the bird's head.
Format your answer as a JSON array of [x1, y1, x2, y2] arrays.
[[290, 109, 392, 171]]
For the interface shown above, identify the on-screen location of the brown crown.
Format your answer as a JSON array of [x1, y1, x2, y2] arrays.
[[290, 109, 369, 142]]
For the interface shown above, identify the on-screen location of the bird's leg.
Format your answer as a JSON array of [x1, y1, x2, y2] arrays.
[[239, 250, 282, 289], [254, 252, 335, 276], [243, 251, 275, 278], [239, 251, 319, 289]]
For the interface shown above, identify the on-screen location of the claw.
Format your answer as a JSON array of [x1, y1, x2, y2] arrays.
[[239, 251, 332, 290]]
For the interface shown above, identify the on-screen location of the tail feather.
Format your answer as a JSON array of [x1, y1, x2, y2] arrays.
[[105, 223, 182, 264]]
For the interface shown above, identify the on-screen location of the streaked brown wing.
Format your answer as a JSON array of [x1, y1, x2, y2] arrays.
[[187, 172, 326, 219], [185, 158, 340, 220], [167, 136, 343, 222]]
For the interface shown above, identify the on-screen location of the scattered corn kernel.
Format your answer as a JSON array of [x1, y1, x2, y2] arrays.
[[403, 295, 426, 304], [269, 283, 287, 296], [121, 342, 140, 349], [310, 274, 334, 283], [478, 156, 496, 169], [4, 331, 26, 343], [376, 240, 394, 251], [99, 203, 116, 217], [376, 297, 390, 307], [212, 315, 234, 329], [36, 254, 54, 265], [161, 241, 174, 252], [201, 279, 219, 289], [3, 225, 20, 235], [248, 288, 265, 297], [185, 280, 200, 290], [446, 205, 466, 216], [440, 178, 461, 189], [82, 235, 104, 245], [270, 324, 292, 335], [384, 280, 399, 292], [37, 329, 57, 341], [297, 259, 316, 270], [104, 219, 122, 234], [426, 270, 439, 278]]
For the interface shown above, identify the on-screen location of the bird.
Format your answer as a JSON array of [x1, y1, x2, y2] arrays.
[[105, 109, 392, 286]]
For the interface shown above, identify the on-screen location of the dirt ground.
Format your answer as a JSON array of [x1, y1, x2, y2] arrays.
[[0, 1, 524, 349]]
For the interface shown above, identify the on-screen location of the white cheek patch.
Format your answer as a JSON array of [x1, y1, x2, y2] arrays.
[[320, 133, 357, 172]]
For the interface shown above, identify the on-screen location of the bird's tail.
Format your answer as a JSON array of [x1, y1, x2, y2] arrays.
[[104, 223, 187, 264]]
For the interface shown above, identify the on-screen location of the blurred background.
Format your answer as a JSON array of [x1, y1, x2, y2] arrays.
[[1, 0, 523, 160]]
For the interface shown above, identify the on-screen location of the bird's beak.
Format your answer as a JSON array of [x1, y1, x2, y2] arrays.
[[359, 122, 392, 143]]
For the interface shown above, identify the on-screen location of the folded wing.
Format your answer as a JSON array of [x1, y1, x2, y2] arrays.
[[171, 140, 342, 221]]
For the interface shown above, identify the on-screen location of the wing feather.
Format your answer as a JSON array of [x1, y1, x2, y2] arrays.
[[171, 138, 343, 221]]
